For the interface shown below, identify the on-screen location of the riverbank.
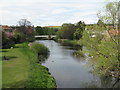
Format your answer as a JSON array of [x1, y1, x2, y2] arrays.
[[56, 39, 82, 49], [53, 39, 119, 88], [56, 39, 85, 57], [2, 43, 56, 88]]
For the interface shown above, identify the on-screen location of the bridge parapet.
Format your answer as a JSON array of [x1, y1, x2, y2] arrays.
[[35, 35, 56, 39]]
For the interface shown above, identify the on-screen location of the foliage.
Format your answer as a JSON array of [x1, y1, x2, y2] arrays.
[[79, 27, 119, 78], [2, 31, 15, 49], [35, 26, 44, 35], [31, 42, 49, 55], [56, 23, 75, 39], [97, 19, 105, 25], [18, 19, 32, 27], [56, 29, 64, 39], [12, 31, 25, 43], [1, 18, 35, 48], [86, 23, 107, 32], [74, 21, 85, 40], [16, 19, 35, 42], [58, 39, 82, 50], [97, 1, 118, 26], [73, 50, 85, 57], [35, 26, 59, 35], [74, 28, 82, 40], [118, 1, 120, 30], [57, 21, 86, 40]]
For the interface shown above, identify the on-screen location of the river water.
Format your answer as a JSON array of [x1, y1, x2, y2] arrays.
[[37, 40, 119, 88]]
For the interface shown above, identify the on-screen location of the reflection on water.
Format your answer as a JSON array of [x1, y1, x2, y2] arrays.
[[36, 40, 120, 88]]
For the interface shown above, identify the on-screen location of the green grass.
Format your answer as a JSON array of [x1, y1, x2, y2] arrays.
[[2, 43, 29, 88], [2, 43, 56, 88], [58, 39, 82, 50], [0, 57, 2, 88]]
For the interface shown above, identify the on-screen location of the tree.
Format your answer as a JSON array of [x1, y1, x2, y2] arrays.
[[18, 19, 32, 27], [61, 23, 76, 40], [42, 27, 49, 35], [80, 28, 119, 82], [118, 1, 120, 29], [35, 26, 44, 35], [56, 29, 64, 39], [2, 31, 15, 48], [97, 19, 104, 25], [97, 2, 118, 27], [16, 19, 35, 42], [80, 2, 120, 85], [74, 28, 83, 40], [74, 21, 86, 40]]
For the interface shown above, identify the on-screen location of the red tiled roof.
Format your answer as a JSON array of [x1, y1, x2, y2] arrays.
[[0, 25, 12, 30], [108, 29, 120, 36]]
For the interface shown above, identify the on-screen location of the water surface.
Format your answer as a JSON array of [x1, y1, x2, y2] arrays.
[[37, 40, 119, 88]]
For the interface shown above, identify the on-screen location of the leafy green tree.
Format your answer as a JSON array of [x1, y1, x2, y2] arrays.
[[61, 23, 76, 39], [2, 31, 15, 49], [42, 27, 48, 35], [56, 29, 64, 39], [17, 19, 35, 42], [97, 19, 105, 25], [35, 26, 44, 35], [74, 28, 83, 40], [79, 26, 119, 84], [118, 1, 120, 30], [97, 2, 118, 27], [74, 21, 86, 40]]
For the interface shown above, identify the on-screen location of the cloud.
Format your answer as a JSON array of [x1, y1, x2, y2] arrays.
[[0, 0, 116, 26]]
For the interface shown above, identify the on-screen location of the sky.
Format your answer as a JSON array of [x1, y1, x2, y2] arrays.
[[0, 0, 117, 26]]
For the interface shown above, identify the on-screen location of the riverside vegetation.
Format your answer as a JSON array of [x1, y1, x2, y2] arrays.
[[54, 2, 120, 86], [2, 43, 56, 88], [1, 1, 119, 88], [55, 21, 119, 86], [2, 19, 56, 88]]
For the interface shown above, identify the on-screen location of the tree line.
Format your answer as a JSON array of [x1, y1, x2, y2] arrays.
[[56, 21, 86, 40], [2, 19, 35, 49], [35, 26, 59, 35]]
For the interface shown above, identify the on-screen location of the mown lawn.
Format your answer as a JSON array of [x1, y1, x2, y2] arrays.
[[2, 43, 30, 88], [0, 52, 2, 88], [2, 43, 55, 88]]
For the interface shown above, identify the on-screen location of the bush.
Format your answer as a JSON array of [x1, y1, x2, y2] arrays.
[[2, 31, 15, 49], [73, 50, 85, 57], [31, 42, 49, 56]]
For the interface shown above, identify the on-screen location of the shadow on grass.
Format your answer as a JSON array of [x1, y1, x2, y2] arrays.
[[0, 50, 9, 53], [2, 56, 17, 61], [13, 46, 25, 48]]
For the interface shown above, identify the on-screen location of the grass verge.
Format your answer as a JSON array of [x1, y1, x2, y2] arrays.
[[2, 43, 56, 88]]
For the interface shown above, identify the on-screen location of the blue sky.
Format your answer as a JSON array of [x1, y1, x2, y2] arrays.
[[0, 0, 117, 26]]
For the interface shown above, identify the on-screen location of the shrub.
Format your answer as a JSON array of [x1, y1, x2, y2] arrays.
[[73, 50, 85, 57], [31, 42, 49, 56], [2, 31, 15, 49]]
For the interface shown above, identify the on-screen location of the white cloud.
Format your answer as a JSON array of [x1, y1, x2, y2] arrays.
[[0, 0, 117, 26], [51, 8, 71, 14]]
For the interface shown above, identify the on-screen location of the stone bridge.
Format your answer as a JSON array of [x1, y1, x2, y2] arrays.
[[35, 35, 56, 39]]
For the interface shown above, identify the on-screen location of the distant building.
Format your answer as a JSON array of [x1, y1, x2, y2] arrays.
[[0, 25, 13, 32], [108, 29, 120, 36]]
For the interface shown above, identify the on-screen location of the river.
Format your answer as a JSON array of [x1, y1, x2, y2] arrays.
[[37, 40, 119, 88]]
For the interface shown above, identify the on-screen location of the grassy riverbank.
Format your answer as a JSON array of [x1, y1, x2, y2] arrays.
[[56, 39, 84, 57], [2, 43, 56, 88], [57, 39, 82, 49]]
